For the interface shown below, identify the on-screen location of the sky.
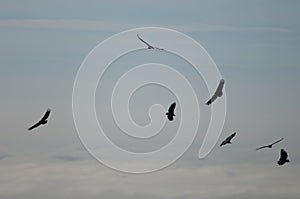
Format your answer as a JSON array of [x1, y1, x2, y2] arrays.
[[0, 0, 300, 198]]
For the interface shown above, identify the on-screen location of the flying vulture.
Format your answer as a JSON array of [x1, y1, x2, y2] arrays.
[[256, 138, 284, 151], [220, 132, 236, 147], [137, 34, 164, 50], [206, 79, 225, 106], [28, 108, 51, 131], [166, 102, 176, 121], [277, 149, 290, 165]]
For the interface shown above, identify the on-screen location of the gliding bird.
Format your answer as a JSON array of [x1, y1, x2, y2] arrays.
[[206, 79, 225, 106], [137, 34, 164, 50], [28, 108, 51, 131], [220, 132, 236, 147], [256, 138, 284, 151]]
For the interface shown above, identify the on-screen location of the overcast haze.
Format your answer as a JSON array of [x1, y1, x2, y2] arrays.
[[0, 0, 300, 199]]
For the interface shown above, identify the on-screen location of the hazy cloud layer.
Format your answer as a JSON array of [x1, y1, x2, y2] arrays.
[[0, 155, 299, 199]]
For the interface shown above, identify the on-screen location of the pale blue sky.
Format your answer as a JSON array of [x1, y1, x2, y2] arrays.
[[0, 1, 299, 199]]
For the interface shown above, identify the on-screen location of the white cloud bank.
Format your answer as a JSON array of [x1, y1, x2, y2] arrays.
[[0, 155, 299, 199]]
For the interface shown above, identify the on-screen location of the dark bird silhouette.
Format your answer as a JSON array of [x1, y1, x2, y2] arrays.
[[277, 149, 290, 165], [206, 79, 225, 106], [220, 132, 236, 147], [256, 138, 284, 151], [166, 102, 176, 121], [28, 109, 51, 131], [137, 34, 164, 50]]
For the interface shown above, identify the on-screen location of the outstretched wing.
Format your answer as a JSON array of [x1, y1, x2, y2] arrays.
[[206, 93, 218, 105], [137, 34, 152, 48], [28, 121, 42, 131], [153, 46, 164, 51], [280, 149, 288, 160], [224, 132, 236, 143], [228, 132, 236, 141], [40, 109, 51, 122], [271, 138, 283, 146], [220, 140, 226, 146], [256, 145, 268, 150], [168, 102, 176, 114], [216, 79, 225, 95], [255, 145, 268, 151]]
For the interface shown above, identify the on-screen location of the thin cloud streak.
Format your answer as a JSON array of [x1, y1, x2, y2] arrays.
[[0, 19, 291, 33]]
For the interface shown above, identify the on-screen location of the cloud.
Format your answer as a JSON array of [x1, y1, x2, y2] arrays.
[[54, 155, 83, 162], [0, 19, 291, 33], [0, 19, 137, 32], [0, 153, 7, 160], [170, 24, 291, 33], [0, 155, 299, 199]]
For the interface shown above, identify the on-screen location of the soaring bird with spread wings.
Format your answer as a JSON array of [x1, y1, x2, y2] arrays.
[[220, 132, 236, 147], [256, 138, 284, 151], [137, 34, 164, 50], [206, 79, 225, 106], [28, 109, 51, 131], [166, 102, 176, 121], [277, 149, 290, 165]]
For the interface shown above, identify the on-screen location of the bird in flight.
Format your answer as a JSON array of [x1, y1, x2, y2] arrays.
[[220, 132, 236, 147], [206, 79, 225, 106], [137, 34, 164, 50], [256, 138, 284, 151], [28, 108, 51, 131], [277, 149, 290, 165], [166, 102, 176, 121]]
